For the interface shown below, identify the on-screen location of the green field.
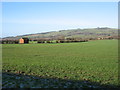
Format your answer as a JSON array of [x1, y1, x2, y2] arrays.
[[2, 40, 118, 88]]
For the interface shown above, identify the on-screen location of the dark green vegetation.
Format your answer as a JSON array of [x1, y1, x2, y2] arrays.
[[2, 40, 118, 88]]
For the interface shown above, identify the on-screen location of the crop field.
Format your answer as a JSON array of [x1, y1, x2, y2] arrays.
[[2, 40, 119, 88]]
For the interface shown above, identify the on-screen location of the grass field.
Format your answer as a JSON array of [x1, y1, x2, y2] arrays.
[[2, 40, 118, 88]]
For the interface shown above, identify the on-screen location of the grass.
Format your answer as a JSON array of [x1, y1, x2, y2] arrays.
[[2, 40, 118, 87]]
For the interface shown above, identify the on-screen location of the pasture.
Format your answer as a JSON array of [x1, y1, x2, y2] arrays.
[[2, 40, 118, 88]]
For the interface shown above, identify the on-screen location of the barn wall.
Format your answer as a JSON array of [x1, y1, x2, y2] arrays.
[[19, 38, 24, 44]]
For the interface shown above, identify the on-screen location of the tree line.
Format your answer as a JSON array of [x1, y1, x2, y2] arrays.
[[0, 35, 119, 44]]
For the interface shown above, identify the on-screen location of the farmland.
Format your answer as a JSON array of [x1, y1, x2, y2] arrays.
[[2, 40, 119, 88]]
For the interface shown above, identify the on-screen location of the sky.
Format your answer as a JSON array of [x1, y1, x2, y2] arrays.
[[2, 2, 118, 37]]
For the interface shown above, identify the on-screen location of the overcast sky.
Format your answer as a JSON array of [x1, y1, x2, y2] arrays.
[[2, 2, 118, 37]]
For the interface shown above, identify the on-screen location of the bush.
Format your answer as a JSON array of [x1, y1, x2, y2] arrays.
[[1, 40, 19, 44], [46, 41, 51, 43]]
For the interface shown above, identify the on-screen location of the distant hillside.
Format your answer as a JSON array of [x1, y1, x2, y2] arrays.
[[3, 27, 118, 40]]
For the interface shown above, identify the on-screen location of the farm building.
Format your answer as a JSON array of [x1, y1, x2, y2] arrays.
[[19, 38, 29, 44]]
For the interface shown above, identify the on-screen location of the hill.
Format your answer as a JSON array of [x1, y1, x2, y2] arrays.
[[3, 27, 118, 40]]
